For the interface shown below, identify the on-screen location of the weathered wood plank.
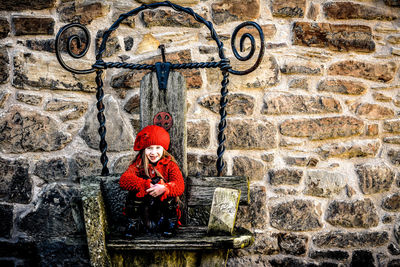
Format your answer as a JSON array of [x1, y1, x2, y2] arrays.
[[187, 176, 249, 205], [208, 188, 240, 235], [140, 71, 187, 177], [107, 226, 253, 251]]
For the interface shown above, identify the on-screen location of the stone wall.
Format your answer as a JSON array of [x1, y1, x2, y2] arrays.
[[0, 0, 399, 266]]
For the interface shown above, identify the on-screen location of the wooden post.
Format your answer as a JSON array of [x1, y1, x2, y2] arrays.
[[140, 71, 187, 177]]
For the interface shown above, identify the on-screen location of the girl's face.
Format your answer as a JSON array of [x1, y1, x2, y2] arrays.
[[145, 145, 164, 163]]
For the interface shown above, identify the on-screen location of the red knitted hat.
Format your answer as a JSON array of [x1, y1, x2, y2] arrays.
[[134, 125, 170, 151]]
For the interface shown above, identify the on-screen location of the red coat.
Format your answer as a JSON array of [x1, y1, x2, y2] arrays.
[[119, 155, 184, 201]]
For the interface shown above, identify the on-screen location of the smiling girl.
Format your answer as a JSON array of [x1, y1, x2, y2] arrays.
[[119, 125, 184, 236]]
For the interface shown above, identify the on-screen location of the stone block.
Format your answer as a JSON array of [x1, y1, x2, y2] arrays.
[[36, 239, 89, 267], [262, 93, 341, 115], [317, 140, 380, 159], [271, 0, 306, 18], [71, 152, 103, 178], [350, 102, 394, 120], [229, 231, 279, 260], [236, 185, 267, 230], [187, 153, 227, 177], [95, 29, 121, 58], [304, 170, 346, 198], [80, 95, 134, 152], [384, 119, 400, 133], [198, 93, 254, 116], [0, 47, 9, 84], [111, 50, 202, 90], [0, 18, 10, 39], [373, 92, 392, 102], [288, 78, 309, 90], [293, 22, 375, 52], [0, 106, 72, 153], [382, 193, 400, 211], [388, 35, 400, 44], [0, 157, 31, 204], [280, 116, 363, 140], [328, 60, 397, 83], [16, 92, 43, 106], [388, 149, 400, 166], [0, 90, 10, 109], [277, 233, 308, 256], [317, 79, 367, 95], [395, 220, 400, 244], [268, 169, 303, 186], [207, 55, 279, 90], [12, 17, 54, 36], [312, 230, 389, 248], [225, 118, 276, 150], [207, 188, 240, 235], [112, 5, 136, 28], [24, 39, 55, 53], [13, 51, 97, 92], [34, 157, 70, 182], [0, 240, 39, 264], [45, 98, 88, 121], [135, 33, 159, 54], [0, 204, 13, 238], [356, 163, 394, 195], [366, 124, 379, 136], [269, 200, 321, 231], [142, 9, 202, 27], [384, 0, 400, 6], [326, 199, 379, 228], [232, 156, 265, 181], [309, 249, 349, 261], [124, 36, 134, 51], [307, 3, 319, 20], [124, 93, 140, 114], [280, 61, 323, 75], [351, 250, 375, 266], [17, 183, 85, 239], [261, 153, 274, 163], [211, 0, 260, 25], [113, 154, 135, 174], [283, 156, 318, 167], [58, 1, 110, 25], [0, 0, 55, 10], [323, 2, 398, 20], [187, 120, 210, 148], [269, 256, 322, 267], [388, 243, 400, 256]]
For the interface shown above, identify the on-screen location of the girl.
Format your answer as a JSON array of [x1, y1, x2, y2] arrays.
[[119, 125, 185, 237]]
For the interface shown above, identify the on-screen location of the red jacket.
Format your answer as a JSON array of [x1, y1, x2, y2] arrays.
[[119, 155, 184, 201]]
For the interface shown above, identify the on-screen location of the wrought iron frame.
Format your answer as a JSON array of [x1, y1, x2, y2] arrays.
[[55, 1, 265, 177]]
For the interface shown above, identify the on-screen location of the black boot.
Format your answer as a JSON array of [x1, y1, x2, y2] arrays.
[[161, 198, 178, 237]]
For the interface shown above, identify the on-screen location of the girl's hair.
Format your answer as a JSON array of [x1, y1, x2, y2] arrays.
[[133, 148, 178, 179]]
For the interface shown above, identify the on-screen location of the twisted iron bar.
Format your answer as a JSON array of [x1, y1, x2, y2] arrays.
[[98, 61, 222, 70], [217, 59, 230, 176], [95, 70, 109, 176], [55, 1, 265, 176]]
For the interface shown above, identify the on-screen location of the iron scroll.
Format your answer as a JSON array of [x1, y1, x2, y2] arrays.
[[55, 1, 265, 176]]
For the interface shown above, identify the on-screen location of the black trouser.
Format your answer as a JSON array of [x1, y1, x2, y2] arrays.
[[124, 191, 178, 234]]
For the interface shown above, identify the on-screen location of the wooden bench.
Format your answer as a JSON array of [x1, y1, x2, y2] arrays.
[[81, 175, 251, 266]]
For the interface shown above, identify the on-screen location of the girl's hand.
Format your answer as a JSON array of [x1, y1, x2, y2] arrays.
[[146, 184, 166, 197]]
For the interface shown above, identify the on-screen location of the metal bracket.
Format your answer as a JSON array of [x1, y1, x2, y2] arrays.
[[155, 62, 171, 91], [155, 45, 170, 91]]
